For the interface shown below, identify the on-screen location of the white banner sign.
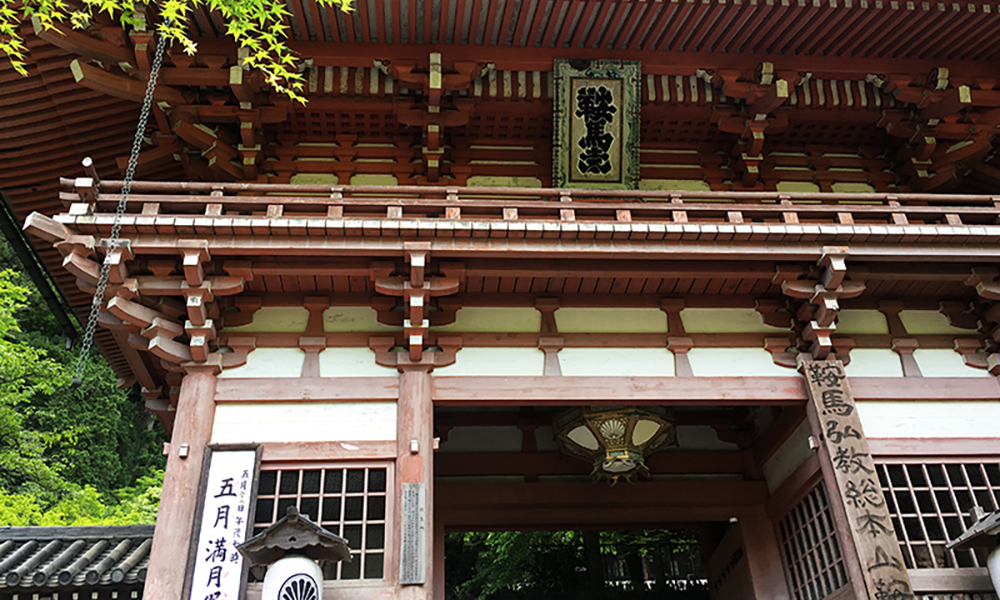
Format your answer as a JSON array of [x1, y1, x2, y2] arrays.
[[189, 449, 258, 600]]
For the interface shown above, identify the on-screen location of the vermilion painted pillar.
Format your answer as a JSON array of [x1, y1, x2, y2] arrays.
[[739, 506, 793, 600], [396, 365, 435, 600], [144, 361, 221, 600]]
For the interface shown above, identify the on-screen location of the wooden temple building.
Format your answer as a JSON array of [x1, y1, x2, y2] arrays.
[[5, 1, 1000, 599]]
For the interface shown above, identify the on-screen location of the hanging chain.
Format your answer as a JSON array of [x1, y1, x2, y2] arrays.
[[72, 26, 169, 386]]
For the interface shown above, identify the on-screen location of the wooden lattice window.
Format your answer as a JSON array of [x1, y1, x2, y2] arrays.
[[778, 484, 849, 600], [876, 462, 1000, 569], [253, 464, 390, 580]]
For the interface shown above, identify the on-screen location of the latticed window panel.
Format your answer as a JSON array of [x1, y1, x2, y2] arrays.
[[253, 466, 389, 580], [876, 462, 1000, 569], [778, 484, 850, 600]]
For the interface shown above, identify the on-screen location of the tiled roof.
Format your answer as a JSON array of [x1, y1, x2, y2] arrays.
[[0, 526, 153, 590]]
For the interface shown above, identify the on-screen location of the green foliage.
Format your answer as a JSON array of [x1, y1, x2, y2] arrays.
[[0, 470, 162, 526], [0, 242, 167, 525], [448, 531, 587, 600], [2, 0, 353, 102], [445, 529, 706, 600], [0, 269, 72, 505]]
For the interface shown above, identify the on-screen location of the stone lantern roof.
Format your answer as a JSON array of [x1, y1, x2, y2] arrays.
[[236, 506, 351, 566]]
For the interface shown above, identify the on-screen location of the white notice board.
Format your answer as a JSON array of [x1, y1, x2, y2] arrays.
[[186, 445, 261, 600]]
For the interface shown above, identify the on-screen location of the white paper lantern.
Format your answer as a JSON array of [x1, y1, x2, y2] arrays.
[[262, 556, 323, 600]]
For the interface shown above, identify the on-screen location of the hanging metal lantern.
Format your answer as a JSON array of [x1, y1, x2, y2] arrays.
[[553, 406, 677, 484]]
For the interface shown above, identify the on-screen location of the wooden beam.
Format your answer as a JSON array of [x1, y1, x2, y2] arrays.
[[430, 376, 1000, 406], [435, 451, 747, 477], [432, 376, 807, 406], [262, 440, 396, 462], [70, 60, 187, 106], [436, 480, 770, 530], [31, 17, 135, 66], [213, 376, 399, 402]]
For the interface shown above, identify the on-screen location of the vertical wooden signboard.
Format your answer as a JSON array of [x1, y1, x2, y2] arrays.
[[184, 445, 261, 600], [801, 360, 914, 600]]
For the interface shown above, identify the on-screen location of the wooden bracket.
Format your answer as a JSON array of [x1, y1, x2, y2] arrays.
[[954, 338, 988, 370], [939, 301, 980, 330], [221, 296, 261, 328], [177, 240, 210, 286], [966, 267, 1000, 300], [764, 338, 798, 369], [755, 299, 792, 329], [222, 336, 256, 369]]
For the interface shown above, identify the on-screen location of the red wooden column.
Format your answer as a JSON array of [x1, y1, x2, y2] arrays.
[[396, 364, 435, 600], [739, 505, 793, 600], [144, 360, 221, 600]]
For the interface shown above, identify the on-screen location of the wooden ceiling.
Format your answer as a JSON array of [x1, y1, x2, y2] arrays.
[[189, 0, 1000, 61]]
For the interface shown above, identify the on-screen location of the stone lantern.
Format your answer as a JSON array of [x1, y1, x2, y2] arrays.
[[946, 506, 1000, 593], [236, 506, 351, 600]]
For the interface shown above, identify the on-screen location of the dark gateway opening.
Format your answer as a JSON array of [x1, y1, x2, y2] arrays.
[[444, 528, 711, 600]]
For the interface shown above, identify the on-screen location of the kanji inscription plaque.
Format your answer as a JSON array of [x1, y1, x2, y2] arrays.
[[801, 360, 914, 600], [399, 482, 426, 585], [553, 60, 640, 189]]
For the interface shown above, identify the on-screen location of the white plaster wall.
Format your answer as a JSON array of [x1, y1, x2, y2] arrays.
[[211, 401, 397, 443], [219, 348, 305, 378], [836, 310, 889, 334], [558, 348, 675, 376], [225, 307, 309, 333], [555, 307, 668, 333], [857, 401, 1000, 439], [433, 347, 545, 376], [687, 348, 793, 376], [900, 310, 974, 335], [433, 307, 541, 332], [762, 421, 813, 493], [912, 349, 991, 378], [323, 306, 396, 332], [844, 349, 903, 377], [438, 426, 523, 453], [681, 308, 787, 334], [318, 347, 399, 377]]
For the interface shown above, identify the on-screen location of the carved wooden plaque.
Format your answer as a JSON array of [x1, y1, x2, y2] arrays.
[[399, 481, 426, 585], [801, 360, 914, 600], [553, 59, 640, 189]]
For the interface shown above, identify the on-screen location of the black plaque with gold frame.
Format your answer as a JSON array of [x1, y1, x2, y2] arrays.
[[553, 59, 641, 190]]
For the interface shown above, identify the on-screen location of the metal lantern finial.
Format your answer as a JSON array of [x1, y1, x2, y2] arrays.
[[553, 406, 677, 485]]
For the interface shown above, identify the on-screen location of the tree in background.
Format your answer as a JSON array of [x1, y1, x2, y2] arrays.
[[1, 0, 353, 101], [0, 240, 166, 526], [445, 529, 708, 600]]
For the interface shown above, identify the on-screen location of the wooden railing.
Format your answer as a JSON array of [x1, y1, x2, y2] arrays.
[[62, 178, 1000, 228]]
